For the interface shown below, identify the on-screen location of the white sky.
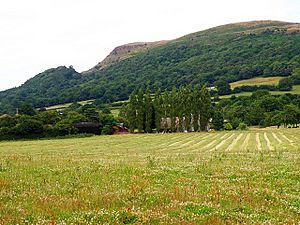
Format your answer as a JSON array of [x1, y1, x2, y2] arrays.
[[0, 0, 299, 91]]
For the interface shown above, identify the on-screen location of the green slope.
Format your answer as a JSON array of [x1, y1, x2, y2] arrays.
[[1, 20, 300, 113]]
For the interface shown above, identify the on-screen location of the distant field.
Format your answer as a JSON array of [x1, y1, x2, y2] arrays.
[[0, 129, 299, 224], [46, 99, 95, 111], [221, 85, 300, 99], [230, 76, 284, 88]]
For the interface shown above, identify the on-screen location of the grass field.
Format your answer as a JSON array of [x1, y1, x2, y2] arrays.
[[221, 85, 300, 99], [230, 77, 284, 88], [0, 129, 299, 224]]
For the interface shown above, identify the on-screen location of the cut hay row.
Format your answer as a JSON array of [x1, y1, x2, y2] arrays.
[[280, 133, 297, 148], [272, 132, 283, 144], [241, 133, 251, 151], [225, 133, 244, 152], [256, 133, 262, 151], [264, 132, 274, 151], [210, 133, 236, 152]]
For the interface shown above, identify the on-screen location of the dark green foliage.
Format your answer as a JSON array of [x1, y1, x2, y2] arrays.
[[221, 90, 300, 127], [125, 85, 212, 132], [154, 89, 163, 132], [231, 117, 242, 130], [280, 104, 300, 126], [214, 79, 231, 95], [101, 125, 114, 135], [19, 103, 36, 116], [136, 89, 145, 132], [0, 114, 17, 128], [127, 92, 137, 132], [199, 86, 212, 131], [144, 89, 153, 133], [233, 85, 278, 93], [278, 77, 293, 91], [14, 116, 44, 135], [212, 109, 224, 131]]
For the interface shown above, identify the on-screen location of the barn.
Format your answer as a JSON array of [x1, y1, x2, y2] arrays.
[[72, 122, 101, 135]]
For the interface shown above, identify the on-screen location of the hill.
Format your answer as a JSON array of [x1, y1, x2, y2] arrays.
[[1, 20, 300, 114]]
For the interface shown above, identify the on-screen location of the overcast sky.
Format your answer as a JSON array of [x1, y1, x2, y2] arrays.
[[0, 0, 299, 91]]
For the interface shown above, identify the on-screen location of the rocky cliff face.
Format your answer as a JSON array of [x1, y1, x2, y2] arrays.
[[85, 41, 168, 73]]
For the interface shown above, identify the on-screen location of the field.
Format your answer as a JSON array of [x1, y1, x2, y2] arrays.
[[229, 77, 284, 88], [0, 129, 300, 224], [221, 85, 300, 99]]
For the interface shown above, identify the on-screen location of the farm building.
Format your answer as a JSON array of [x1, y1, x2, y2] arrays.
[[72, 122, 101, 135], [112, 123, 129, 134]]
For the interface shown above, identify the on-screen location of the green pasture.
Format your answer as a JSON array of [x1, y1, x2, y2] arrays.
[[0, 129, 299, 224]]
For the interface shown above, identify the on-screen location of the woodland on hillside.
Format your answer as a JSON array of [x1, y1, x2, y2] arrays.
[[0, 22, 300, 114]]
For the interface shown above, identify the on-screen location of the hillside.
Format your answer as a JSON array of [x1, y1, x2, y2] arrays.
[[1, 20, 300, 114], [84, 41, 168, 73]]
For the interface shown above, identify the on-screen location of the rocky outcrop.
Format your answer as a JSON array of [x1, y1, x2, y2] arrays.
[[84, 41, 168, 73]]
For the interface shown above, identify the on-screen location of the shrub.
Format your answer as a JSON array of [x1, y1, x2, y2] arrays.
[[14, 117, 44, 135], [238, 122, 248, 130], [224, 122, 233, 130], [231, 117, 242, 130], [101, 125, 114, 135]]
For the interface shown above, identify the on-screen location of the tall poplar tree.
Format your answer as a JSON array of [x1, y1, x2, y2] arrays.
[[154, 89, 162, 132], [127, 92, 137, 132], [144, 89, 153, 133], [200, 85, 212, 131], [136, 89, 145, 133]]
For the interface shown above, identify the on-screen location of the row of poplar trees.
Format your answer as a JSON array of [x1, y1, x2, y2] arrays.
[[125, 85, 212, 133]]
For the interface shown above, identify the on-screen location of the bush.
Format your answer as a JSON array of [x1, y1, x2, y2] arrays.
[[14, 117, 44, 135], [238, 122, 248, 130], [224, 122, 233, 130], [101, 125, 114, 135], [231, 117, 242, 130]]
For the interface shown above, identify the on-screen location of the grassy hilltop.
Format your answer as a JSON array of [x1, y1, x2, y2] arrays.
[[0, 129, 299, 224]]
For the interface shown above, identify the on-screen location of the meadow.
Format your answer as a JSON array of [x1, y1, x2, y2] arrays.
[[229, 76, 284, 88], [0, 129, 299, 224]]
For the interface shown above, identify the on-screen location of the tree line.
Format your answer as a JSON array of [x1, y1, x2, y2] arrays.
[[122, 85, 212, 133], [0, 101, 119, 140]]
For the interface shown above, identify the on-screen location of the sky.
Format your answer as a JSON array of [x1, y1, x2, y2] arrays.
[[0, 0, 299, 91]]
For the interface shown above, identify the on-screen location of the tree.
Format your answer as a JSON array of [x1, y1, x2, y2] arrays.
[[136, 89, 145, 132], [280, 104, 300, 127], [127, 92, 137, 132], [14, 116, 44, 135], [199, 86, 212, 131], [214, 79, 231, 95], [212, 109, 224, 130], [154, 89, 163, 132], [19, 103, 36, 116], [278, 77, 293, 91], [144, 89, 153, 133]]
